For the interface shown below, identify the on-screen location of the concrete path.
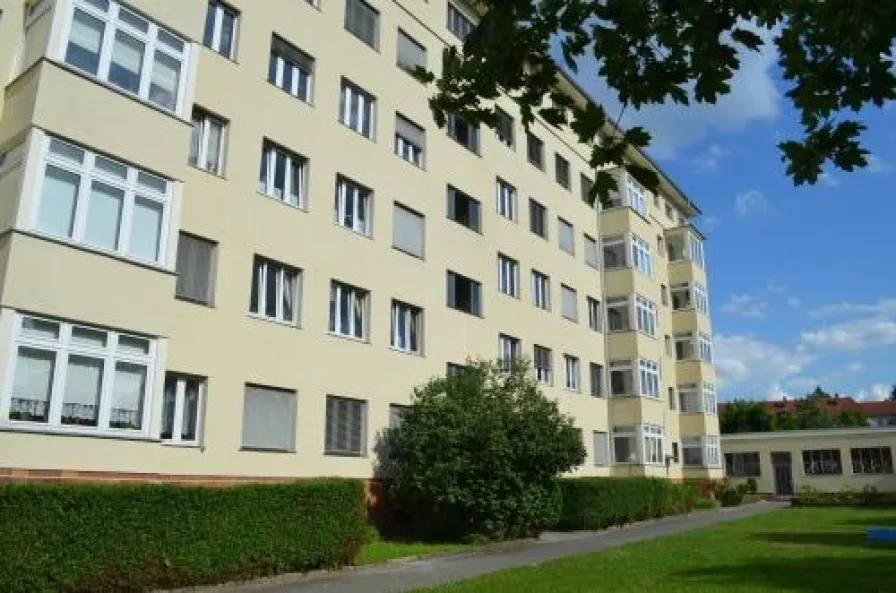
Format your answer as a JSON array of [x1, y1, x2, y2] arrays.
[[204, 502, 786, 593]]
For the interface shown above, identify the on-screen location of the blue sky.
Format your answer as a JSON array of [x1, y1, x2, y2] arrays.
[[567, 35, 896, 402]]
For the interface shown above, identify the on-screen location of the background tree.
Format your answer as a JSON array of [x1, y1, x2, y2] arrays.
[[720, 400, 776, 434], [837, 410, 868, 428], [890, 385, 896, 402], [795, 394, 834, 430], [422, 1, 896, 203], [383, 359, 585, 542]]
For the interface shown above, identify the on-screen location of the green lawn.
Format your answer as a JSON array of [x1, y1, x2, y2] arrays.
[[420, 507, 896, 593], [356, 540, 467, 566]]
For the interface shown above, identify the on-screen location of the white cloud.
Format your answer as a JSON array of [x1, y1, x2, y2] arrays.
[[856, 383, 892, 402], [721, 293, 768, 317], [700, 215, 721, 231], [715, 334, 814, 400], [786, 377, 822, 392], [692, 144, 731, 172], [808, 298, 896, 319], [788, 297, 802, 309], [800, 317, 896, 351], [867, 154, 894, 174], [819, 173, 841, 187], [848, 362, 864, 373], [735, 189, 773, 217]]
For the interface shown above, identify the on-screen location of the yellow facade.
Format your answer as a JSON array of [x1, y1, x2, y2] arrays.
[[0, 0, 720, 480]]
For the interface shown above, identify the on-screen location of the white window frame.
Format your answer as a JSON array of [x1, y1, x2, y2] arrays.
[[33, 136, 172, 266], [627, 176, 648, 217], [555, 154, 571, 189], [531, 270, 551, 311], [635, 295, 657, 337], [339, 79, 376, 138], [162, 373, 205, 446], [610, 360, 633, 396], [495, 107, 515, 148], [703, 382, 717, 415], [496, 178, 516, 220], [3, 314, 155, 436], [602, 235, 627, 269], [699, 332, 714, 363], [61, 0, 190, 114], [606, 297, 631, 332], [631, 234, 654, 276], [391, 300, 422, 354], [584, 234, 599, 268], [498, 333, 521, 370], [694, 282, 709, 314], [706, 435, 721, 467], [335, 176, 372, 236], [689, 231, 706, 268], [613, 426, 638, 464], [395, 114, 425, 167], [560, 284, 578, 322], [679, 383, 702, 413], [189, 108, 227, 175], [643, 424, 664, 465], [497, 254, 519, 298], [593, 430, 609, 467], [396, 28, 426, 72], [682, 436, 704, 467], [675, 332, 696, 361], [268, 35, 314, 103], [564, 354, 580, 391], [330, 281, 369, 340], [638, 358, 660, 399], [325, 395, 367, 456], [447, 2, 475, 40], [533, 345, 552, 385], [587, 297, 602, 332], [258, 141, 307, 208], [204, 0, 239, 59], [558, 218, 575, 254], [249, 257, 301, 325]]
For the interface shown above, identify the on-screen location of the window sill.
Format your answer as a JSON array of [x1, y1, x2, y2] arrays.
[[256, 191, 307, 212], [175, 295, 215, 308], [267, 81, 315, 108], [392, 245, 425, 260], [201, 44, 240, 65], [239, 446, 295, 454], [335, 222, 374, 241], [0, 422, 158, 442], [324, 451, 367, 458], [161, 440, 203, 449], [395, 154, 427, 171], [388, 346, 424, 357], [328, 331, 370, 345], [188, 163, 228, 180], [338, 120, 376, 142], [247, 312, 300, 329], [562, 316, 579, 324], [17, 230, 175, 276], [564, 388, 581, 394]]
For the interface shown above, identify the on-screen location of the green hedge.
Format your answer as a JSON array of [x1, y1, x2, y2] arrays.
[[792, 491, 896, 507], [556, 478, 696, 530], [0, 479, 366, 592]]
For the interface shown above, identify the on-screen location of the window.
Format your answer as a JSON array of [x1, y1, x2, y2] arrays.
[[203, 1, 238, 58], [389, 404, 409, 429], [593, 431, 608, 466], [635, 295, 657, 336], [496, 178, 517, 220], [447, 114, 479, 152], [6, 315, 154, 434], [613, 426, 638, 464], [675, 333, 695, 361], [584, 234, 599, 268], [446, 271, 482, 316], [497, 254, 519, 297], [631, 235, 653, 276], [396, 29, 425, 72], [335, 176, 372, 236], [672, 442, 680, 463], [683, 437, 703, 467], [533, 345, 552, 384], [395, 114, 426, 167], [325, 396, 367, 456], [725, 452, 761, 477], [690, 234, 706, 268], [447, 2, 474, 40], [627, 176, 647, 217], [189, 108, 226, 175], [392, 203, 424, 258], [703, 383, 717, 415], [610, 360, 633, 396], [175, 233, 216, 305], [162, 374, 204, 444], [665, 201, 674, 219], [34, 137, 171, 264], [531, 270, 550, 311], [694, 283, 709, 314], [330, 281, 370, 339], [558, 218, 575, 254], [678, 384, 701, 413], [250, 257, 300, 324], [706, 436, 721, 466], [699, 332, 713, 363], [447, 186, 481, 232], [581, 174, 594, 204], [529, 199, 548, 238], [560, 285, 578, 321], [587, 297, 602, 332], [527, 132, 544, 169], [802, 449, 842, 475], [339, 79, 376, 138], [446, 362, 467, 376], [64, 0, 189, 112], [498, 334, 521, 370], [241, 385, 295, 451], [657, 235, 665, 258], [345, 0, 379, 48], [638, 359, 660, 399], [391, 300, 423, 354], [602, 235, 627, 269], [644, 424, 664, 465], [555, 154, 571, 189], [258, 140, 307, 207], [495, 108, 515, 148], [850, 447, 894, 474], [268, 35, 314, 103], [671, 283, 691, 310], [564, 355, 580, 391], [606, 297, 630, 332], [589, 363, 604, 397]]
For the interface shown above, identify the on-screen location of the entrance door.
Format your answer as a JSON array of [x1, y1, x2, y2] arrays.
[[771, 452, 794, 497]]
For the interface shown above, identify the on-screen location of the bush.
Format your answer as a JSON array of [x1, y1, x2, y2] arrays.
[[718, 487, 744, 507], [792, 489, 896, 507], [384, 359, 585, 542], [745, 477, 759, 494], [556, 478, 696, 530], [0, 479, 366, 592], [693, 496, 718, 510]]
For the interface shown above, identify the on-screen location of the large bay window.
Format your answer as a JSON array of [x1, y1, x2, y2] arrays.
[[5, 314, 154, 435], [613, 425, 664, 465], [609, 360, 633, 396], [667, 228, 706, 268], [643, 424, 664, 465], [613, 426, 638, 464], [34, 137, 171, 265], [684, 436, 723, 468], [627, 177, 648, 217], [63, 0, 189, 113]]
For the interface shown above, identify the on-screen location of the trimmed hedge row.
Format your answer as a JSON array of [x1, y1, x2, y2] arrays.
[[0, 479, 366, 593], [792, 491, 896, 507], [556, 478, 696, 530]]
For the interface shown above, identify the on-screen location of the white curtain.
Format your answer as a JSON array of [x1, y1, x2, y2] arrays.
[[111, 362, 146, 429], [149, 51, 181, 111], [37, 166, 79, 238], [84, 181, 123, 251], [62, 355, 104, 424], [128, 196, 162, 261], [12, 347, 56, 409]]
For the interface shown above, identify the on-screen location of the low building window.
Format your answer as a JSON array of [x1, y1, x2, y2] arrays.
[[725, 452, 761, 477], [802, 448, 842, 476], [850, 447, 894, 474]]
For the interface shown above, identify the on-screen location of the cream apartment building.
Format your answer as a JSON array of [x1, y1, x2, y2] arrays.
[[0, 0, 721, 483]]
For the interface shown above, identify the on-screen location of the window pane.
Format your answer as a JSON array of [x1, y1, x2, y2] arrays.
[[250, 259, 262, 313], [10, 347, 55, 423], [206, 120, 223, 172], [65, 10, 104, 75], [37, 166, 80, 238], [61, 355, 103, 427], [117, 335, 150, 355], [282, 271, 296, 322], [265, 263, 278, 318], [22, 318, 60, 340], [242, 386, 296, 450], [83, 181, 124, 251], [219, 10, 236, 57], [181, 380, 200, 441], [129, 197, 163, 261], [161, 377, 176, 439], [71, 326, 107, 348], [110, 362, 146, 430], [108, 31, 145, 94], [149, 51, 181, 111]]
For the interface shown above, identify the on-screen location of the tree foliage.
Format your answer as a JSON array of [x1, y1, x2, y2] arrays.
[[422, 0, 896, 204], [383, 359, 585, 542], [721, 389, 868, 434]]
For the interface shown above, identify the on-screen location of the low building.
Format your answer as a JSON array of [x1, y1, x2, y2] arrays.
[[722, 427, 896, 496]]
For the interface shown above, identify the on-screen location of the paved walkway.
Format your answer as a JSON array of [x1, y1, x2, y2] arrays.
[[205, 502, 786, 593]]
